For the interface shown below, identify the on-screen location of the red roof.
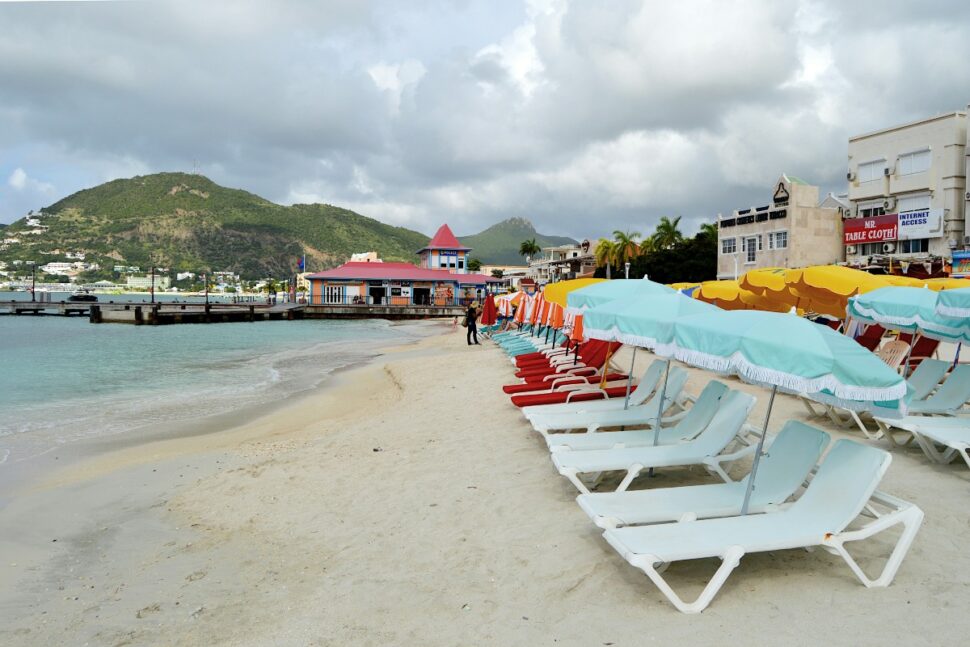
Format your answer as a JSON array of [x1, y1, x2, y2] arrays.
[[417, 224, 470, 253], [306, 262, 498, 284]]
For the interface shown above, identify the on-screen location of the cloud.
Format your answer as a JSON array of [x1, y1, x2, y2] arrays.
[[7, 167, 53, 194], [1, 0, 968, 242], [8, 168, 27, 191]]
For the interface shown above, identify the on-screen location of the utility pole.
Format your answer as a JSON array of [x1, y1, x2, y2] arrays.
[[150, 263, 156, 304], [28, 262, 36, 301], [203, 273, 209, 306]]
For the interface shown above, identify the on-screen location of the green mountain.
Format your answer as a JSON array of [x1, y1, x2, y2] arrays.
[[1, 173, 430, 278], [460, 217, 578, 265]]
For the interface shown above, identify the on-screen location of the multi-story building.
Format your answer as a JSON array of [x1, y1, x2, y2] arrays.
[[526, 241, 597, 285], [845, 111, 967, 276], [716, 175, 843, 279]]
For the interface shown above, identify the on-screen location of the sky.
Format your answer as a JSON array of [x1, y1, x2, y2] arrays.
[[2, 0, 969, 239]]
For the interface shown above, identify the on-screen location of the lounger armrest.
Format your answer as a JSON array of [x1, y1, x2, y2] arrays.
[[549, 377, 587, 390], [562, 367, 598, 377], [565, 388, 608, 403]]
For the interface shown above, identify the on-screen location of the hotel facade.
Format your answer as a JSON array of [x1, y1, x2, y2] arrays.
[[716, 175, 843, 279], [845, 111, 967, 277], [305, 224, 499, 306]]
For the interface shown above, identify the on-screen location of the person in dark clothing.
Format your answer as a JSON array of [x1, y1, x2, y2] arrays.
[[466, 302, 480, 345]]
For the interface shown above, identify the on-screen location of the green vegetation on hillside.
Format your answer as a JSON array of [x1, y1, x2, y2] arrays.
[[461, 217, 577, 265], [1, 173, 430, 278]]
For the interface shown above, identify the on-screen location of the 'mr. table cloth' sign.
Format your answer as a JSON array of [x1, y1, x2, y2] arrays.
[[844, 214, 898, 244]]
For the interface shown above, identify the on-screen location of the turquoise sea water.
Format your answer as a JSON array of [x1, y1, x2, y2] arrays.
[[0, 316, 428, 466]]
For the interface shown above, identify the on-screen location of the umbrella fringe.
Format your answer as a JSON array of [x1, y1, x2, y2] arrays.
[[935, 304, 970, 319], [670, 347, 908, 403], [849, 303, 970, 343]]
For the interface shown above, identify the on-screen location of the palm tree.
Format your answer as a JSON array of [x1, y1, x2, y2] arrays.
[[519, 238, 541, 262], [612, 230, 641, 272], [594, 239, 616, 279], [698, 222, 718, 242], [652, 216, 684, 250]]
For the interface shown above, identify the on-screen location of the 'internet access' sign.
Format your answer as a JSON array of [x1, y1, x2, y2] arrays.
[[844, 214, 898, 244]]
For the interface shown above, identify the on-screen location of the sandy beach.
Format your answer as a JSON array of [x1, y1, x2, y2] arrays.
[[2, 324, 969, 646]]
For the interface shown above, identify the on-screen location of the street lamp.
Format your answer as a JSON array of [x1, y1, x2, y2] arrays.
[[624, 261, 631, 279]]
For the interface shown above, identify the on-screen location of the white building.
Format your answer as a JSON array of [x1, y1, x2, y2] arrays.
[[350, 251, 382, 263], [40, 262, 74, 275], [845, 111, 967, 275]]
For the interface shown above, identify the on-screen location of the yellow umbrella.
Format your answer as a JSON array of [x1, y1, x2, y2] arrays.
[[785, 265, 897, 318], [882, 275, 926, 288], [542, 278, 605, 308], [738, 267, 789, 295], [669, 282, 701, 291], [693, 280, 749, 310], [922, 278, 970, 291]]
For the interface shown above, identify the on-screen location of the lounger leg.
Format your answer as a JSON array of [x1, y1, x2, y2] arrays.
[[849, 411, 882, 440], [629, 546, 745, 614], [801, 397, 823, 418], [825, 505, 924, 588], [615, 464, 645, 492], [560, 468, 592, 495]]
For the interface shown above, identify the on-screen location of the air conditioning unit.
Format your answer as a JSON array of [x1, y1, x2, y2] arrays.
[[846, 245, 857, 255], [883, 242, 896, 253], [883, 198, 895, 211], [883, 167, 891, 176], [964, 235, 970, 245], [965, 191, 969, 201]]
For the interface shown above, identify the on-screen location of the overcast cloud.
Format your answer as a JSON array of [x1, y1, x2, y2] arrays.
[[1, 0, 969, 239]]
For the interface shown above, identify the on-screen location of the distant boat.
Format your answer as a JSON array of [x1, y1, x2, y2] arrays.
[[67, 289, 98, 303]]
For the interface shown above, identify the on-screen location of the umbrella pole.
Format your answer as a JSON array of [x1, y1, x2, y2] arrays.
[[599, 343, 614, 389], [648, 359, 672, 478], [741, 385, 777, 516], [954, 343, 962, 369], [623, 347, 637, 410], [902, 332, 919, 378]]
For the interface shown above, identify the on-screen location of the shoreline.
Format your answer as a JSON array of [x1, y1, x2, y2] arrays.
[[1, 318, 449, 499]]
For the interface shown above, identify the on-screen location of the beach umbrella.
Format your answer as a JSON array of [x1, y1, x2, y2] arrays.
[[666, 309, 907, 514], [784, 265, 894, 317], [693, 280, 749, 311], [480, 293, 497, 327], [565, 278, 675, 316], [849, 287, 970, 344], [543, 278, 605, 308], [936, 287, 970, 318], [925, 278, 970, 292], [584, 292, 719, 429]]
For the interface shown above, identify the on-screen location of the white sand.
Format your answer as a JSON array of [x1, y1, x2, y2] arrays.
[[2, 326, 969, 646]]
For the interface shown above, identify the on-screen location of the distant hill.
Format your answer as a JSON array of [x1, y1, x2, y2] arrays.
[[460, 218, 578, 265], [1, 173, 430, 278]]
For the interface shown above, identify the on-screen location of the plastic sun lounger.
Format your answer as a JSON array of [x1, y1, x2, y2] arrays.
[[520, 360, 667, 417], [543, 381, 729, 451], [529, 367, 689, 437], [601, 440, 924, 614], [804, 358, 955, 440], [551, 391, 757, 494], [873, 416, 970, 468], [576, 421, 830, 528], [906, 364, 970, 415]]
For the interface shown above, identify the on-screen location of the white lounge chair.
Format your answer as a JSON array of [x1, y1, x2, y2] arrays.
[[576, 421, 830, 528], [531, 367, 689, 437], [521, 359, 667, 418], [906, 364, 970, 415], [873, 416, 970, 469], [602, 440, 924, 613], [551, 391, 757, 493], [544, 380, 728, 451]]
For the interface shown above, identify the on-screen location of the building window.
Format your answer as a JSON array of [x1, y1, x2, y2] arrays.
[[898, 238, 929, 254], [857, 159, 885, 183], [744, 237, 757, 263], [858, 202, 885, 218], [721, 238, 736, 254], [897, 193, 930, 214], [457, 259, 464, 270], [768, 231, 788, 250], [855, 242, 884, 256], [898, 149, 930, 176]]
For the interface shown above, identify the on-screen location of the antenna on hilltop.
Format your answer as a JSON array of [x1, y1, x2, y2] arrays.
[[192, 160, 200, 175]]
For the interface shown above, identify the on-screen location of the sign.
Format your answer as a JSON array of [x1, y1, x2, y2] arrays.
[[952, 251, 970, 278], [581, 239, 590, 253], [844, 214, 898, 245], [898, 208, 943, 240], [773, 181, 790, 204], [439, 250, 459, 257]]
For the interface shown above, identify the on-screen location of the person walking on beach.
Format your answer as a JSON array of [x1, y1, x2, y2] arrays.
[[466, 301, 480, 345]]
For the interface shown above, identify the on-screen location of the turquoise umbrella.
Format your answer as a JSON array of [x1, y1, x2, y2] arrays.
[[583, 292, 721, 454], [848, 287, 970, 344], [667, 309, 908, 514], [936, 287, 970, 318], [565, 278, 675, 316]]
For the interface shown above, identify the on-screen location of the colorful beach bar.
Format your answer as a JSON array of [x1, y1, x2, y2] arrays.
[[305, 224, 500, 306]]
